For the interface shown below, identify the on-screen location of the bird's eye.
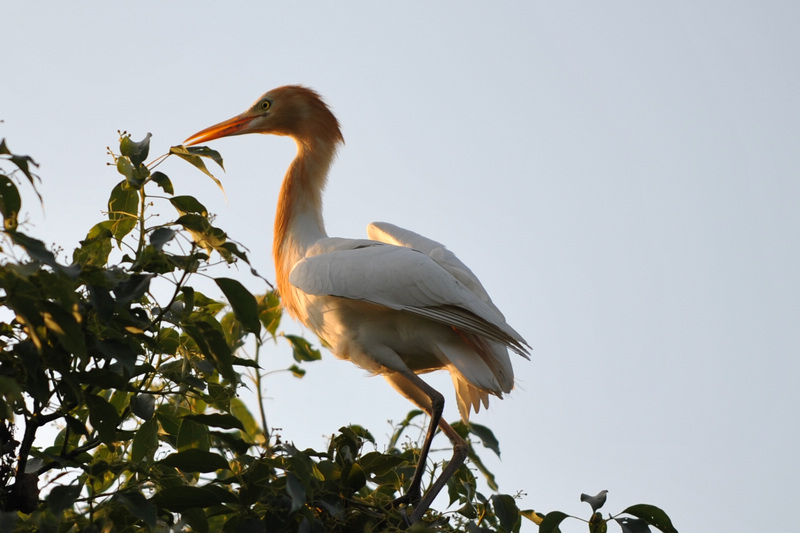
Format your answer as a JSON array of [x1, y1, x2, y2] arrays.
[[260, 100, 271, 111]]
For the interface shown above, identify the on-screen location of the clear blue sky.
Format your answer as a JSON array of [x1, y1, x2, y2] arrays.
[[3, 2, 799, 531]]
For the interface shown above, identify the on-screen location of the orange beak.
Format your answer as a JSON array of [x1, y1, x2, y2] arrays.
[[184, 113, 256, 146]]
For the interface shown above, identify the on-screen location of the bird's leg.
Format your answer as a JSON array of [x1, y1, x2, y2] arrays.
[[383, 372, 469, 522]]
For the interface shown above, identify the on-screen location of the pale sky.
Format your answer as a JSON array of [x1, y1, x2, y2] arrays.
[[3, 2, 799, 531]]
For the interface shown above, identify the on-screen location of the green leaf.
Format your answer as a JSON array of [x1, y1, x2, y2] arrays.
[[114, 491, 157, 530], [177, 417, 210, 451], [149, 227, 176, 251], [120, 133, 152, 167], [215, 277, 260, 335], [621, 504, 678, 533], [285, 471, 306, 513], [616, 517, 651, 533], [0, 174, 21, 230], [150, 170, 174, 194], [284, 334, 321, 362], [170, 195, 208, 216], [169, 145, 226, 197], [130, 394, 155, 420], [85, 394, 121, 445], [539, 511, 570, 533], [176, 213, 227, 254], [74, 221, 114, 266], [41, 300, 87, 358], [467, 421, 501, 457], [183, 315, 236, 382], [185, 413, 244, 430], [230, 397, 260, 441], [0, 139, 43, 205], [107, 180, 139, 242], [159, 449, 230, 473], [47, 484, 82, 514], [150, 485, 226, 512], [180, 508, 209, 533], [8, 231, 58, 267], [492, 494, 521, 533], [131, 416, 159, 464]]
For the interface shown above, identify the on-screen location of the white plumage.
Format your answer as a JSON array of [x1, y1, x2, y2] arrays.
[[185, 85, 530, 523]]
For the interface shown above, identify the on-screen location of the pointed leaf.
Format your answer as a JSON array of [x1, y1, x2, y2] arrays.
[[185, 413, 244, 430], [120, 133, 152, 167], [0, 175, 21, 231], [286, 472, 306, 513], [177, 417, 210, 451], [131, 416, 159, 463], [284, 334, 321, 362], [150, 170, 174, 194], [85, 394, 121, 445], [41, 301, 86, 358], [616, 517, 652, 533], [621, 504, 678, 533], [539, 511, 570, 533], [150, 485, 225, 512], [47, 484, 82, 514], [159, 449, 230, 473], [170, 145, 226, 196], [492, 493, 521, 532], [467, 421, 501, 457], [170, 195, 208, 216], [216, 277, 260, 335], [131, 394, 155, 420]]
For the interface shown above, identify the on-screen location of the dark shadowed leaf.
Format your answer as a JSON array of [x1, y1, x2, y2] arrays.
[[185, 413, 244, 430], [616, 517, 652, 533], [216, 277, 260, 335], [85, 394, 121, 445], [41, 300, 86, 358], [114, 491, 157, 529], [159, 449, 229, 473], [492, 493, 521, 532], [131, 416, 159, 464], [170, 195, 208, 216], [0, 174, 21, 230], [286, 471, 306, 513], [177, 417, 210, 451], [621, 504, 678, 533], [8, 231, 57, 267], [120, 133, 152, 167], [150, 485, 226, 512], [150, 170, 174, 194], [581, 490, 609, 512], [131, 394, 155, 420], [47, 484, 82, 514], [539, 510, 570, 533], [0, 139, 43, 204], [150, 227, 176, 251]]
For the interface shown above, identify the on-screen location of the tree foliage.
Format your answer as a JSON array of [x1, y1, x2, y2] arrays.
[[0, 133, 532, 532], [0, 134, 678, 532]]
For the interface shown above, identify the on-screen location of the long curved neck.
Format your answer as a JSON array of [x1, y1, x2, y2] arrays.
[[273, 137, 337, 317]]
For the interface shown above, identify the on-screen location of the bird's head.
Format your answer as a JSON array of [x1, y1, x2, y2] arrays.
[[184, 85, 343, 150]]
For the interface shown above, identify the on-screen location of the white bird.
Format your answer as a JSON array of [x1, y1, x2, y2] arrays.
[[184, 85, 530, 523]]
